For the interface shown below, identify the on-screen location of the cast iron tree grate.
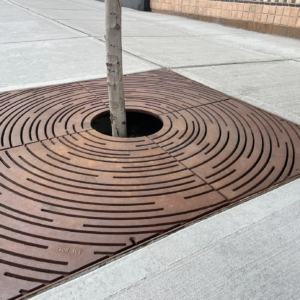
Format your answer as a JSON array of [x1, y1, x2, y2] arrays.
[[0, 70, 299, 300]]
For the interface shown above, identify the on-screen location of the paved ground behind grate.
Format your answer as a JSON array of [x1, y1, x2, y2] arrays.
[[0, 0, 300, 299]]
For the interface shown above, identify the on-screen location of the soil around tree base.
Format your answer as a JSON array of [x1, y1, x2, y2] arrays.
[[91, 111, 163, 137]]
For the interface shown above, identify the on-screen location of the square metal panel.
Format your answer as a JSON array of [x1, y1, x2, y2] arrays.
[[0, 70, 299, 300]]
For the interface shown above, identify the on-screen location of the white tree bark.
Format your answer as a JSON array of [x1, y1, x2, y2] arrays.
[[105, 0, 127, 137]]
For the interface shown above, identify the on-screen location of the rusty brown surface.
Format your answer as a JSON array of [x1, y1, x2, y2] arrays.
[[0, 70, 300, 300]]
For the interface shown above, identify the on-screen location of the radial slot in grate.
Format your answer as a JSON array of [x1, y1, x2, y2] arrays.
[[0, 70, 299, 300]]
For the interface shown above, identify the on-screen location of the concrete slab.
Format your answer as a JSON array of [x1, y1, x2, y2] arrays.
[[0, 0, 12, 6], [28, 8, 106, 20], [121, 36, 281, 68], [0, 3, 40, 21], [116, 20, 194, 38], [0, 37, 158, 92], [0, 19, 86, 43], [60, 19, 192, 37], [200, 31, 300, 59], [122, 7, 185, 22], [175, 60, 300, 124], [56, 0, 106, 10], [8, 0, 95, 10], [31, 178, 300, 300], [111, 198, 300, 300], [146, 17, 245, 36]]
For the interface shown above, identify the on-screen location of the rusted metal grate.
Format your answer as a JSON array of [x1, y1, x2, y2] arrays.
[[0, 70, 300, 300]]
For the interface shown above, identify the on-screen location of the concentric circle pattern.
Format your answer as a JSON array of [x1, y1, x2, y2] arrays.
[[0, 70, 300, 300]]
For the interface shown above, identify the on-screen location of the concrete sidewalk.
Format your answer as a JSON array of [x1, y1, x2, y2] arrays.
[[1, 0, 300, 122], [0, 0, 300, 299]]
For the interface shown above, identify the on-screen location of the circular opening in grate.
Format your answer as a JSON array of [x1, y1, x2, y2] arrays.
[[91, 111, 163, 137]]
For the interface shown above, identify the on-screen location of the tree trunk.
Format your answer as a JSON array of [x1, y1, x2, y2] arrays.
[[105, 0, 127, 137]]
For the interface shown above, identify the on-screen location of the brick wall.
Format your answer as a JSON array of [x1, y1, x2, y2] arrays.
[[151, 0, 300, 38]]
